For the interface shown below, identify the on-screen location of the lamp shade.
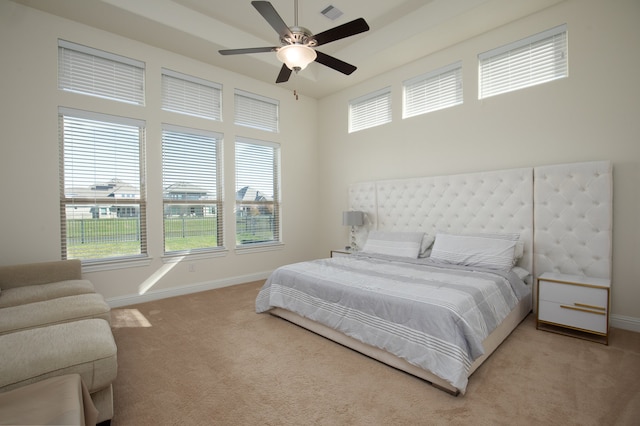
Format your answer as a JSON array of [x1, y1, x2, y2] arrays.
[[276, 44, 317, 70], [342, 211, 364, 226]]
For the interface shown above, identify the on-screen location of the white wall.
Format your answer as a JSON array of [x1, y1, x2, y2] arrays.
[[317, 0, 640, 327], [0, 1, 322, 304], [1, 0, 639, 329]]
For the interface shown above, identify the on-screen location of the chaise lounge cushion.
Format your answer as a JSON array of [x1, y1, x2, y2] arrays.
[[0, 279, 95, 308], [0, 319, 117, 395], [0, 293, 111, 335]]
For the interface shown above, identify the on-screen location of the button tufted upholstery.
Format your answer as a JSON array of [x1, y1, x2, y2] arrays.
[[349, 168, 534, 274], [533, 161, 612, 280], [348, 161, 613, 289]]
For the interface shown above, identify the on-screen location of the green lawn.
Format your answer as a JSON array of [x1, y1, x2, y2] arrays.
[[66, 215, 276, 259]]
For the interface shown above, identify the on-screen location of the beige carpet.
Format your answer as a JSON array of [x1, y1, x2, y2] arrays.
[[110, 281, 640, 425]]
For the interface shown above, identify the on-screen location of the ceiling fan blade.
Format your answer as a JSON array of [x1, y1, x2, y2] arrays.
[[275, 64, 292, 83], [313, 18, 370, 46], [314, 51, 357, 75], [219, 47, 277, 55], [251, 1, 293, 39]]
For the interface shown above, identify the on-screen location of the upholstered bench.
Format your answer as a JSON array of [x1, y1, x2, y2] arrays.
[[0, 319, 118, 423], [0, 374, 98, 426]]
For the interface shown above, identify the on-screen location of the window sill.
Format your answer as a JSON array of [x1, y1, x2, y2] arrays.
[[81, 256, 152, 273], [161, 248, 228, 263], [235, 242, 284, 255]]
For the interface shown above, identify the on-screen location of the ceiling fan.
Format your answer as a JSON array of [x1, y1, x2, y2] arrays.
[[219, 0, 370, 83]]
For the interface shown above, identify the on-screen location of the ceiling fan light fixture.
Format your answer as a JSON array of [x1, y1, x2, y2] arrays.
[[276, 44, 317, 71], [219, 2, 369, 83]]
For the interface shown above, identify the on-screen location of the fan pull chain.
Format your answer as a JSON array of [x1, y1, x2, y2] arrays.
[[292, 65, 299, 100]]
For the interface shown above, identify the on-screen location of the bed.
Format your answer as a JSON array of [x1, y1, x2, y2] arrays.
[[256, 161, 612, 395]]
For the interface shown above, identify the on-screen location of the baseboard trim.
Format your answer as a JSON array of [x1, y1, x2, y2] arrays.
[[106, 271, 272, 308], [107, 278, 640, 334], [611, 314, 640, 333]]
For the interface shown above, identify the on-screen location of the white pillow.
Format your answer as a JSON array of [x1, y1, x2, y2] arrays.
[[471, 232, 524, 260], [418, 234, 435, 258], [430, 233, 518, 271], [362, 231, 424, 259]]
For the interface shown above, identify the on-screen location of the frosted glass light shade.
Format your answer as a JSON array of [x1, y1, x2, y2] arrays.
[[276, 45, 317, 70]]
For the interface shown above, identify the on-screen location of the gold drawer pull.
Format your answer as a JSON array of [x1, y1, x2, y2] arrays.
[[560, 305, 606, 315], [574, 303, 606, 311]]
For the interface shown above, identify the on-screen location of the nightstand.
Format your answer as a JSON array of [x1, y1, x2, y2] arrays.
[[537, 272, 610, 345], [330, 249, 352, 258]]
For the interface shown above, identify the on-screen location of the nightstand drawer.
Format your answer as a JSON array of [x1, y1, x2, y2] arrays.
[[538, 299, 607, 334], [537, 273, 610, 344], [539, 280, 608, 309]]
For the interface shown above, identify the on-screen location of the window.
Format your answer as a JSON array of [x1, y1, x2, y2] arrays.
[[161, 69, 222, 120], [349, 87, 392, 133], [479, 24, 568, 99], [234, 89, 279, 132], [58, 39, 145, 105], [59, 108, 146, 262], [162, 125, 223, 254], [403, 62, 463, 119], [235, 138, 281, 247]]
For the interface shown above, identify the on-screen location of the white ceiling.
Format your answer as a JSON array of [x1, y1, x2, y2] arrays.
[[12, 0, 563, 99]]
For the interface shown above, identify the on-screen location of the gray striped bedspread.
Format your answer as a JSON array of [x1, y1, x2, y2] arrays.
[[255, 253, 530, 393]]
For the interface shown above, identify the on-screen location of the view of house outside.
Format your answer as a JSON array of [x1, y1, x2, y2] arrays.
[[63, 187, 277, 259]]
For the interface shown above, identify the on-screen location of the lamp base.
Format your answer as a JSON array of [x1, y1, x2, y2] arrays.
[[350, 226, 358, 251]]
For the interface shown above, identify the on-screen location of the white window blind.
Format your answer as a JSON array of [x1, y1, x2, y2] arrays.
[[234, 89, 279, 132], [59, 108, 146, 262], [349, 87, 392, 133], [403, 62, 463, 119], [235, 138, 281, 246], [161, 69, 222, 120], [479, 24, 568, 99], [162, 125, 224, 254], [58, 40, 145, 105]]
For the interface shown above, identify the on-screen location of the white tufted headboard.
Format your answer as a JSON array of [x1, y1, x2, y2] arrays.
[[349, 167, 534, 274], [348, 161, 613, 286], [533, 161, 612, 280]]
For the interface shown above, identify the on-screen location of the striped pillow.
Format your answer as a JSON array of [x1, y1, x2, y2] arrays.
[[430, 233, 518, 271], [362, 231, 424, 258]]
